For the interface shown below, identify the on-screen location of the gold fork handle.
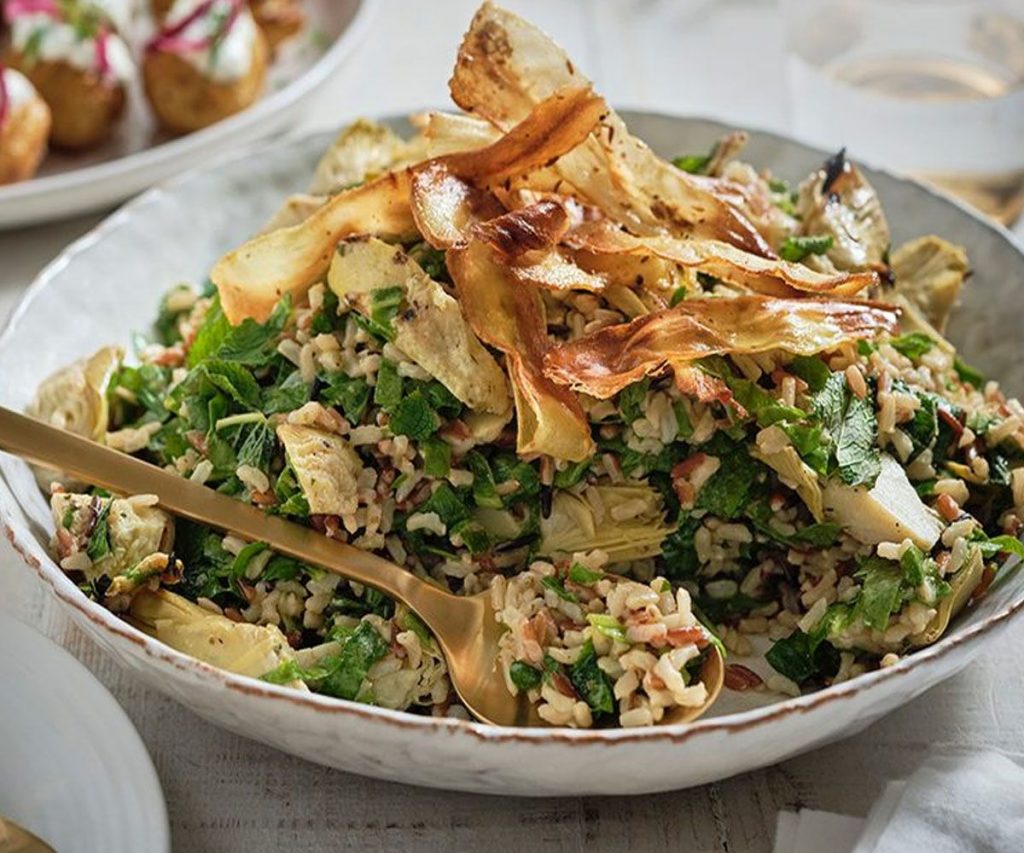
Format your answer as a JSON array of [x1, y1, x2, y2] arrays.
[[0, 406, 455, 625], [0, 817, 56, 853]]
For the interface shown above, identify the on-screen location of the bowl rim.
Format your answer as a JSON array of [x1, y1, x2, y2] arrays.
[[4, 113, 1024, 747], [0, 0, 373, 203]]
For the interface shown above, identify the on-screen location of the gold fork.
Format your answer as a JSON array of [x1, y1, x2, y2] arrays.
[[0, 406, 722, 727], [0, 817, 55, 853]]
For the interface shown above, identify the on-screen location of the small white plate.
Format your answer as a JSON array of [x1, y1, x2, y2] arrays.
[[0, 0, 371, 229], [0, 612, 169, 853]]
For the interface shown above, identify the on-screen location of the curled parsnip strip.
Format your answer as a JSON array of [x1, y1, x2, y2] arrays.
[[212, 170, 418, 324], [214, 86, 607, 325], [564, 220, 878, 298], [447, 238, 595, 462], [410, 85, 607, 250], [544, 295, 900, 399], [450, 2, 773, 256]]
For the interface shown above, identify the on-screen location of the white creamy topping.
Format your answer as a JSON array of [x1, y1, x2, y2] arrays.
[[2, 67, 41, 114], [162, 0, 259, 84], [11, 13, 136, 82]]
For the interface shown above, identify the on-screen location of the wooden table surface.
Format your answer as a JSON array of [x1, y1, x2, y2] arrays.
[[3, 2, 1024, 850]]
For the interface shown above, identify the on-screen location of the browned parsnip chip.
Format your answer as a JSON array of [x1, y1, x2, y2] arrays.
[[544, 295, 900, 399], [410, 85, 607, 250], [447, 239, 595, 461], [212, 171, 418, 324], [473, 201, 607, 292], [214, 86, 606, 324], [565, 220, 878, 298], [450, 3, 774, 256]]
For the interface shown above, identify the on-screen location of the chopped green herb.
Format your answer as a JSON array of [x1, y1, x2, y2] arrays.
[[509, 660, 543, 692], [672, 147, 715, 174], [890, 332, 935, 360], [85, 501, 112, 562], [854, 557, 904, 630], [418, 482, 470, 528], [669, 286, 687, 307], [364, 285, 404, 342], [569, 640, 615, 715], [553, 459, 591, 489], [465, 452, 503, 509], [319, 372, 371, 423], [569, 562, 604, 584], [317, 621, 390, 701], [421, 437, 452, 478], [954, 356, 985, 389], [968, 529, 1024, 561], [389, 391, 439, 440], [779, 234, 834, 263], [230, 541, 268, 578], [541, 575, 579, 603], [618, 380, 650, 425], [450, 519, 491, 554], [373, 359, 403, 410], [787, 355, 831, 393], [586, 613, 628, 642]]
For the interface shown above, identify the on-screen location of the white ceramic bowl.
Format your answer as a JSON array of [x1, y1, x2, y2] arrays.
[[0, 0, 371, 229], [2, 115, 1023, 796], [0, 613, 168, 853]]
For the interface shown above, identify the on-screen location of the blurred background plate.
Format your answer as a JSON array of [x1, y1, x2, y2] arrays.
[[0, 612, 169, 852], [0, 0, 371, 230]]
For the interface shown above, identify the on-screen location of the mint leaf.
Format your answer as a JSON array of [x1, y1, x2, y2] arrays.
[[854, 557, 903, 630], [834, 392, 880, 486], [317, 621, 390, 701], [421, 437, 452, 478], [618, 379, 650, 424], [569, 562, 604, 584], [389, 391, 438, 440], [373, 359, 402, 410], [696, 446, 762, 519], [319, 372, 370, 423], [367, 285, 404, 343], [813, 372, 880, 487], [726, 377, 805, 427]]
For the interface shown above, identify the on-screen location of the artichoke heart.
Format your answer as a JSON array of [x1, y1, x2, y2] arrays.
[[539, 484, 671, 561], [50, 492, 174, 582], [310, 118, 426, 196], [277, 424, 362, 517], [328, 236, 512, 417], [797, 158, 890, 272], [28, 345, 123, 488], [890, 235, 969, 334], [823, 454, 944, 550], [911, 545, 985, 647], [130, 588, 299, 681], [753, 443, 825, 522]]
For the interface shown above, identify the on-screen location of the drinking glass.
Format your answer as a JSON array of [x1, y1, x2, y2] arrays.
[[784, 0, 1024, 224]]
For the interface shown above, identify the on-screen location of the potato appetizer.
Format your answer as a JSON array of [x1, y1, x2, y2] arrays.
[[143, 0, 267, 134], [249, 0, 303, 52], [4, 0, 134, 150], [0, 65, 51, 183]]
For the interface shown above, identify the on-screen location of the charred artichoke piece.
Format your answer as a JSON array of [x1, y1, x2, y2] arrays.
[[890, 235, 969, 334]]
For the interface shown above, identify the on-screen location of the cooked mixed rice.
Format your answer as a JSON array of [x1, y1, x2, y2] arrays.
[[36, 4, 1024, 728]]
